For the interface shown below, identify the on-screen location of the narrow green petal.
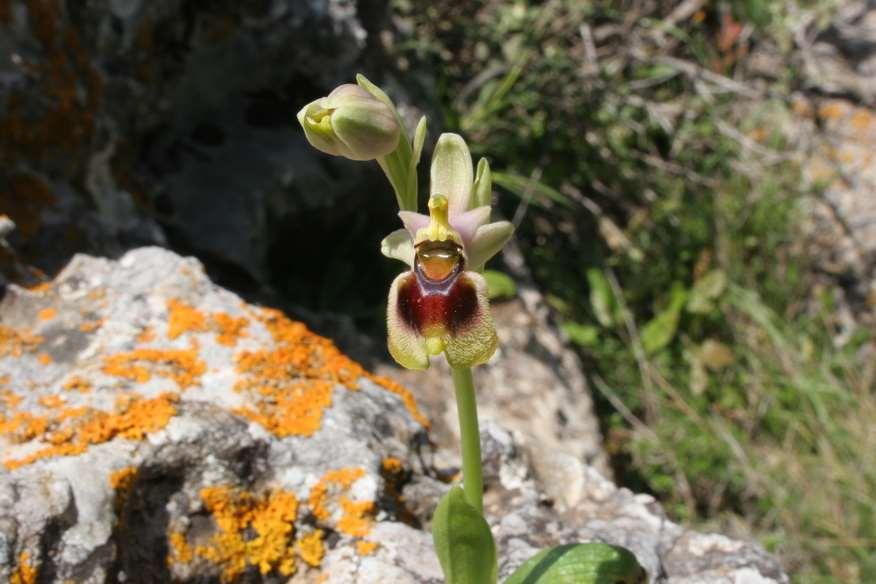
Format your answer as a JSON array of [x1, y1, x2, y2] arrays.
[[472, 157, 492, 209], [467, 221, 514, 270], [387, 272, 430, 370], [381, 229, 415, 266], [430, 133, 473, 215], [443, 272, 498, 368]]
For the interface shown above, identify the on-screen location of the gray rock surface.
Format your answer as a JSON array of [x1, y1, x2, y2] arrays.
[[0, 247, 787, 583], [788, 2, 876, 320]]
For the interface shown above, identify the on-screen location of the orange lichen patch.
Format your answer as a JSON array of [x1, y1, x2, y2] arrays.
[[817, 100, 846, 121], [295, 530, 325, 567], [367, 375, 429, 428], [356, 540, 379, 556], [337, 498, 374, 537], [102, 346, 206, 389], [62, 376, 92, 393], [308, 467, 374, 538], [234, 380, 333, 438], [233, 308, 427, 437], [37, 353, 53, 365], [10, 551, 37, 584], [0, 325, 44, 358], [172, 486, 300, 581], [212, 313, 249, 347], [27, 282, 52, 293], [308, 467, 366, 522], [3, 393, 178, 470], [137, 326, 155, 344], [167, 299, 209, 339], [110, 466, 138, 512], [37, 307, 57, 321], [168, 530, 194, 564], [38, 394, 64, 408], [79, 319, 103, 333], [1, 389, 23, 409], [381, 457, 404, 474], [110, 466, 138, 490], [851, 108, 875, 133], [0, 411, 49, 443]]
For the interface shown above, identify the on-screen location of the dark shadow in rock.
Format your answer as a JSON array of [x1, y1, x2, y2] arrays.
[[36, 491, 78, 584], [108, 467, 184, 584]]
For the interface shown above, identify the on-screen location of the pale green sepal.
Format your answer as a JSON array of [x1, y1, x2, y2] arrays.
[[431, 133, 474, 215], [412, 116, 428, 166], [432, 486, 497, 584], [504, 542, 646, 584], [405, 115, 428, 212], [472, 157, 492, 208], [380, 229, 415, 266], [467, 221, 514, 271]]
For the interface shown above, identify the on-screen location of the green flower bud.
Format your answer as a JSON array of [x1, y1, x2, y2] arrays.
[[297, 84, 400, 161]]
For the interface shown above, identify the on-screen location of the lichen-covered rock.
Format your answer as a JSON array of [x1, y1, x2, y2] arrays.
[[0, 247, 430, 583], [0, 248, 787, 583]]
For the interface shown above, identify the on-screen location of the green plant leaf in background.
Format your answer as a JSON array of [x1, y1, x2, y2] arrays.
[[484, 269, 518, 300], [432, 486, 498, 584], [562, 322, 600, 348], [504, 542, 646, 584], [586, 268, 617, 328], [686, 269, 727, 314], [640, 282, 687, 354]]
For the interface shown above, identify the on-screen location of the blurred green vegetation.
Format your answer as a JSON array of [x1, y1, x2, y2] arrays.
[[393, 1, 874, 582]]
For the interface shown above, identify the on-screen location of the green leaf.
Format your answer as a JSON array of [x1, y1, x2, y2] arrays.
[[641, 283, 687, 354], [504, 542, 646, 584], [686, 269, 727, 314], [586, 268, 616, 328], [432, 486, 498, 584], [492, 172, 573, 209], [484, 269, 517, 300], [562, 322, 600, 348]]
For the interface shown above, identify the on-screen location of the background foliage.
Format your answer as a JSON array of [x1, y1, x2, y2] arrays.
[[391, 1, 874, 582]]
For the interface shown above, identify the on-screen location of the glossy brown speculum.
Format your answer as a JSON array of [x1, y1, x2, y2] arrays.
[[415, 240, 463, 282]]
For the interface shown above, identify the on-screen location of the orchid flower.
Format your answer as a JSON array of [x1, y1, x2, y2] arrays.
[[381, 134, 514, 370]]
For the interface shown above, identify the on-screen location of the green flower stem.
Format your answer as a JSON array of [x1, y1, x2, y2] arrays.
[[452, 366, 484, 515]]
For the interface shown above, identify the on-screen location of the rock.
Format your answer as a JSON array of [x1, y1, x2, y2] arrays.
[[804, 2, 876, 106], [0, 0, 409, 305], [800, 95, 876, 320], [477, 422, 788, 584], [0, 247, 787, 582], [0, 247, 431, 583]]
